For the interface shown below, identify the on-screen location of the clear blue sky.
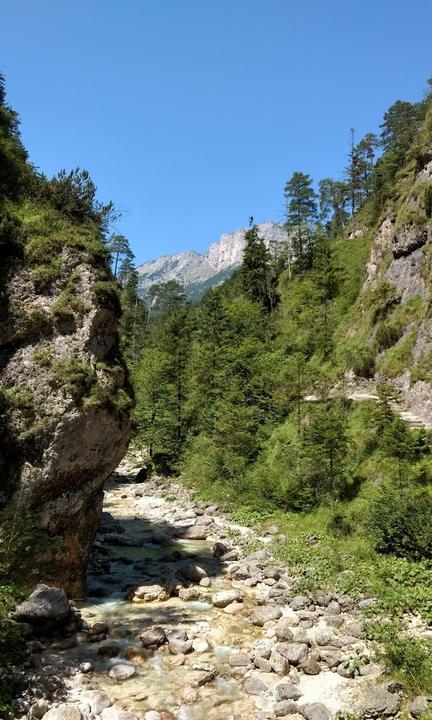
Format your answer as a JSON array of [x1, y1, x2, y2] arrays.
[[2, 0, 431, 264]]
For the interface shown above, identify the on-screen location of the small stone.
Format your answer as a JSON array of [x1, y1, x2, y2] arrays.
[[181, 525, 210, 540], [124, 647, 147, 665], [194, 670, 216, 687], [80, 691, 112, 715], [300, 702, 331, 720], [180, 563, 208, 582], [314, 629, 333, 646], [408, 696, 428, 718], [275, 622, 294, 642], [167, 627, 188, 641], [169, 638, 193, 654], [223, 601, 244, 615], [266, 524, 280, 535], [274, 700, 298, 717], [192, 638, 209, 653], [290, 595, 309, 611], [108, 663, 136, 681], [252, 639, 272, 659], [254, 656, 272, 672], [212, 589, 242, 608], [97, 640, 122, 657], [300, 658, 321, 675], [228, 651, 250, 667], [133, 584, 170, 602], [29, 700, 50, 719], [324, 600, 341, 615], [281, 642, 309, 666], [270, 650, 290, 675], [363, 684, 401, 717], [325, 615, 344, 627], [200, 577, 211, 587], [151, 532, 169, 544], [92, 621, 109, 634], [250, 605, 283, 626], [140, 626, 167, 647], [274, 683, 302, 701], [319, 648, 343, 668], [244, 676, 268, 694], [357, 598, 375, 609], [213, 541, 229, 557], [14, 585, 70, 627], [42, 707, 82, 720], [179, 587, 201, 601]]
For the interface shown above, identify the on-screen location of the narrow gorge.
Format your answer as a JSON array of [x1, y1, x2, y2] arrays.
[[1, 53, 432, 720]]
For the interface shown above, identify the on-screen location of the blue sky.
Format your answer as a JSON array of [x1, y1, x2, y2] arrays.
[[2, 1, 431, 264]]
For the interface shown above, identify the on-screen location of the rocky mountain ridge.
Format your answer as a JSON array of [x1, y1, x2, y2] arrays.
[[136, 221, 289, 300]]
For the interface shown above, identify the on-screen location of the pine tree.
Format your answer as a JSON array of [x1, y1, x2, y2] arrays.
[[107, 234, 133, 277], [318, 178, 350, 235], [241, 226, 277, 312], [134, 348, 177, 463], [302, 401, 349, 503], [284, 172, 318, 266]]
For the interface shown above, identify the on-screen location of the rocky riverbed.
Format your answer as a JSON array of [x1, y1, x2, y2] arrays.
[[8, 453, 428, 720]]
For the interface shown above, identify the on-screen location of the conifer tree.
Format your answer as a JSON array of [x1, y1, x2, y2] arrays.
[[241, 225, 277, 312], [284, 172, 318, 266]]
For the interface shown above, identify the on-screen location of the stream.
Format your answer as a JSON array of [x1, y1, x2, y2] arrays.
[[38, 453, 381, 720]]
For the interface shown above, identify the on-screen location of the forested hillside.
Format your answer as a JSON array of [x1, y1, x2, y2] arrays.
[[127, 81, 432, 621]]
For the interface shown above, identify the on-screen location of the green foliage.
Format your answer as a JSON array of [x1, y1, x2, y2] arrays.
[[366, 484, 432, 560], [129, 79, 432, 628], [92, 280, 122, 317], [368, 622, 432, 697], [378, 331, 416, 377], [343, 341, 376, 378], [241, 225, 277, 312], [375, 321, 403, 350], [52, 274, 85, 326], [34, 168, 115, 231], [284, 171, 318, 266], [51, 357, 96, 403], [0, 73, 30, 201]]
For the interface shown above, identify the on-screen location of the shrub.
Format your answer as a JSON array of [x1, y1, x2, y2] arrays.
[[92, 280, 121, 317], [346, 342, 375, 378], [368, 622, 432, 697], [51, 358, 96, 403], [32, 347, 53, 367], [375, 322, 403, 351], [36, 168, 116, 231], [366, 484, 432, 560]]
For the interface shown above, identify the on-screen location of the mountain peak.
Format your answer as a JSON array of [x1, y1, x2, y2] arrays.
[[136, 221, 288, 300]]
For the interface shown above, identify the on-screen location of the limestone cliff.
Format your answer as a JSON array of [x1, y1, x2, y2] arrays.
[[136, 221, 289, 300], [0, 209, 132, 596], [346, 108, 432, 423]]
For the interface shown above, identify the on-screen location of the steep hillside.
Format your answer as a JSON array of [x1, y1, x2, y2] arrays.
[[136, 220, 289, 300], [337, 104, 432, 422]]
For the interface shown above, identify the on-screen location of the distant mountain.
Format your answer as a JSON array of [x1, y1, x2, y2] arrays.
[[136, 221, 289, 301]]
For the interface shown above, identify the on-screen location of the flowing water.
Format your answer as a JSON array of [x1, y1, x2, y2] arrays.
[[42, 463, 270, 719], [40, 457, 377, 720]]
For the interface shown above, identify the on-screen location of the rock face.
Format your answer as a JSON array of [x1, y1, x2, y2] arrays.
[[136, 221, 290, 301], [0, 233, 132, 596], [357, 148, 432, 425]]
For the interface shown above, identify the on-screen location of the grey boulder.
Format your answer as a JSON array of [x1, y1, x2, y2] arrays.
[[13, 585, 70, 627]]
